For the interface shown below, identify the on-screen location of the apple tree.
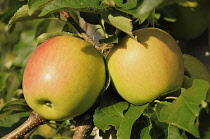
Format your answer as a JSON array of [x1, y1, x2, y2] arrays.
[[0, 0, 210, 139]]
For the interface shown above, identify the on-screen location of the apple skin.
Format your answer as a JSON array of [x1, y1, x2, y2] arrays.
[[106, 28, 184, 105], [167, 0, 210, 40], [23, 35, 106, 121]]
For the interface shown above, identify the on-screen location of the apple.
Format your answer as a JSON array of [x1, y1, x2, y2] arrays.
[[22, 35, 106, 121], [167, 0, 210, 40], [182, 54, 210, 88], [106, 28, 184, 105]]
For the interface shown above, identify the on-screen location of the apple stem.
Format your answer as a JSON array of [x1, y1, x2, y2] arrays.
[[61, 11, 102, 52], [2, 111, 47, 139], [73, 112, 94, 139]]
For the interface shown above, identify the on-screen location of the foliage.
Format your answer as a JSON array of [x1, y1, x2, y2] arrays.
[[0, 0, 210, 138]]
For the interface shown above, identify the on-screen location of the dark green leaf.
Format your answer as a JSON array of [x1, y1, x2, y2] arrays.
[[80, 12, 101, 25], [199, 106, 210, 139], [156, 79, 210, 138], [99, 35, 118, 44]]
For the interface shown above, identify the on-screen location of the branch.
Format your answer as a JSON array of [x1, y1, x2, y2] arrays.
[[61, 11, 102, 52], [2, 111, 47, 139], [73, 112, 94, 139]]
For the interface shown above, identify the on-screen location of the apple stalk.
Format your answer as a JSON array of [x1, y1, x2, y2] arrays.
[[61, 11, 102, 52]]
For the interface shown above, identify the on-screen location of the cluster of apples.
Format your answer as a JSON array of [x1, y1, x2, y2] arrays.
[[22, 28, 184, 121]]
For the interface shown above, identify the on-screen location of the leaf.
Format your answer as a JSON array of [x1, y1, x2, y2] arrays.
[[8, 5, 58, 28], [167, 125, 183, 139], [199, 106, 210, 139], [13, 29, 37, 68], [0, 99, 31, 116], [135, 0, 164, 23], [0, 112, 30, 128], [28, 0, 54, 15], [0, 72, 11, 95], [155, 79, 210, 138], [36, 32, 76, 46], [80, 12, 101, 25], [0, 99, 31, 127], [99, 35, 118, 44], [101, 10, 133, 36], [39, 0, 107, 16], [94, 100, 129, 131], [117, 104, 148, 139]]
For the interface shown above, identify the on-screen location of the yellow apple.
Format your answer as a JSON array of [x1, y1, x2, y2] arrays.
[[167, 0, 210, 40], [106, 28, 184, 105], [23, 35, 106, 121]]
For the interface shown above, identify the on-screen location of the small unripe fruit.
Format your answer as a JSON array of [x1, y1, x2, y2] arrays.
[[107, 28, 184, 105], [23, 35, 106, 121], [182, 54, 210, 88]]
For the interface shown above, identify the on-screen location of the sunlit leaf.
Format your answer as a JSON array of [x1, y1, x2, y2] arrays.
[[101, 10, 133, 36], [39, 0, 107, 16], [135, 0, 164, 23], [8, 5, 58, 28], [117, 104, 148, 139], [156, 79, 210, 138], [36, 32, 76, 46], [28, 0, 54, 15]]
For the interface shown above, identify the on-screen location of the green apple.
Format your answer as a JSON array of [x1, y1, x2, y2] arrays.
[[182, 54, 210, 88], [23, 35, 106, 121], [167, 0, 210, 40], [106, 28, 184, 105]]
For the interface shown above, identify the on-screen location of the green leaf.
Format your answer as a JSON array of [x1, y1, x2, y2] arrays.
[[135, 0, 164, 23], [94, 98, 129, 131], [0, 112, 30, 128], [39, 0, 106, 16], [101, 10, 133, 36], [117, 104, 148, 139], [114, 0, 140, 10], [8, 5, 58, 28], [13, 28, 37, 68], [155, 79, 210, 138], [167, 125, 183, 139], [0, 99, 31, 114], [36, 32, 76, 46], [80, 12, 101, 25], [0, 72, 11, 95], [199, 106, 210, 139], [99, 35, 118, 44], [28, 0, 54, 15], [0, 99, 31, 127]]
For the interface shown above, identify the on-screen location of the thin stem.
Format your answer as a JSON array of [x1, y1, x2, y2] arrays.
[[61, 11, 102, 52], [2, 111, 47, 139]]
